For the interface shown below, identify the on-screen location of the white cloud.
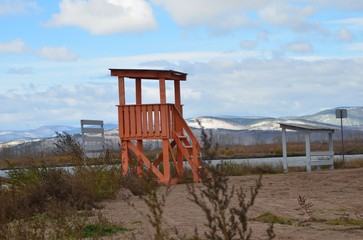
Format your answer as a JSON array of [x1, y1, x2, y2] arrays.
[[0, 0, 38, 16], [348, 43, 363, 52], [240, 40, 257, 49], [0, 39, 28, 54], [256, 31, 269, 42], [336, 28, 354, 42], [258, 3, 321, 32], [168, 57, 363, 118], [39, 46, 77, 62], [182, 88, 201, 100], [327, 1, 363, 11], [152, 0, 257, 32], [0, 39, 77, 62], [240, 31, 270, 49], [282, 40, 313, 53], [46, 0, 157, 35], [152, 0, 328, 33], [329, 17, 363, 30], [0, 84, 119, 129], [7, 67, 33, 75]]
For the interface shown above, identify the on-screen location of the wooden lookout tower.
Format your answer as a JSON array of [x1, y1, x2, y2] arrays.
[[110, 69, 204, 184]]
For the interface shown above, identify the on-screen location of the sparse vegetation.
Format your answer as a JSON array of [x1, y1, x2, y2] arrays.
[[135, 165, 275, 240], [81, 216, 130, 238], [0, 132, 126, 239], [197, 119, 219, 160], [187, 166, 275, 240], [291, 196, 363, 230], [134, 184, 170, 240], [334, 158, 363, 169], [121, 172, 158, 196], [207, 161, 283, 176], [255, 212, 294, 225], [326, 217, 363, 227], [295, 195, 317, 222]]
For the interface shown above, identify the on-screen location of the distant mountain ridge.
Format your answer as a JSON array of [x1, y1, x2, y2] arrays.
[[187, 106, 363, 131], [0, 124, 118, 143], [298, 107, 363, 128], [1, 107, 362, 144]]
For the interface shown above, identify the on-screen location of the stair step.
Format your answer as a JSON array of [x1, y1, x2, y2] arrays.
[[177, 135, 187, 139]]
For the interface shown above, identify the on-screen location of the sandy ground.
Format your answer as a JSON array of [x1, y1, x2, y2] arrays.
[[101, 168, 363, 239]]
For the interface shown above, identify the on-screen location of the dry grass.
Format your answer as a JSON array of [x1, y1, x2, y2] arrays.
[[0, 133, 128, 239]]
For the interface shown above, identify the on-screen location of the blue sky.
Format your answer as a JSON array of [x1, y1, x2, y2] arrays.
[[1, 0, 363, 130]]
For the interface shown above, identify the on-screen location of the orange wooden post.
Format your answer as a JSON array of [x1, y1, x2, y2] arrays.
[[159, 77, 170, 183], [159, 77, 166, 104], [118, 76, 125, 106], [135, 78, 143, 176], [118, 76, 129, 175], [174, 80, 181, 112]]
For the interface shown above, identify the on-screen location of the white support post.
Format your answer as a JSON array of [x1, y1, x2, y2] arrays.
[[329, 132, 334, 169], [305, 132, 311, 172], [282, 127, 288, 172]]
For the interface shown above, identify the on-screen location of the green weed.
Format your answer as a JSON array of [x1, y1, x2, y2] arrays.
[[255, 212, 293, 225], [82, 223, 129, 238], [206, 161, 283, 177], [326, 218, 363, 227]]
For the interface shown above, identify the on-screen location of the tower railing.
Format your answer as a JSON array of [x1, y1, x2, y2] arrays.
[[118, 104, 199, 143], [118, 103, 203, 182], [118, 103, 173, 139]]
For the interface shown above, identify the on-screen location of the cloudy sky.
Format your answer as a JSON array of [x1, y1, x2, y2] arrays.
[[1, 0, 363, 130]]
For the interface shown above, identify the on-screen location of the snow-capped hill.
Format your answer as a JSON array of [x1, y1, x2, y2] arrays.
[[296, 107, 363, 128], [0, 126, 78, 143], [1, 138, 43, 148], [248, 120, 282, 131], [187, 117, 249, 130], [33, 125, 77, 136], [188, 117, 342, 132], [0, 123, 120, 143], [105, 128, 119, 136], [188, 107, 363, 132], [187, 116, 294, 131]]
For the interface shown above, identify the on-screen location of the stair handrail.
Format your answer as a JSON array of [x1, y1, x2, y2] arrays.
[[171, 106, 201, 150]]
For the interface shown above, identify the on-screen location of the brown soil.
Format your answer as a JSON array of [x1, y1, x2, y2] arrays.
[[101, 168, 363, 239]]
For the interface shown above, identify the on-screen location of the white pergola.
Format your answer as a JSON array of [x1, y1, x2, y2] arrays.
[[280, 122, 337, 172]]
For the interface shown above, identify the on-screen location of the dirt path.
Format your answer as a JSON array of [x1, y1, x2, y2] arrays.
[[101, 168, 363, 239]]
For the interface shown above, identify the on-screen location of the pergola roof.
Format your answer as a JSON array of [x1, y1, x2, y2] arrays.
[[109, 69, 187, 81], [279, 122, 338, 132]]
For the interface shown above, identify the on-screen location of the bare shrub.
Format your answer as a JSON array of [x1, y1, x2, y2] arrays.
[[0, 132, 124, 238], [121, 173, 158, 196], [295, 195, 316, 222], [128, 174, 169, 240], [54, 131, 84, 165], [187, 166, 275, 240], [197, 119, 219, 160]]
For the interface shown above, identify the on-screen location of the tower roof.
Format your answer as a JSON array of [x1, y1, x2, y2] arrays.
[[110, 69, 187, 81]]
